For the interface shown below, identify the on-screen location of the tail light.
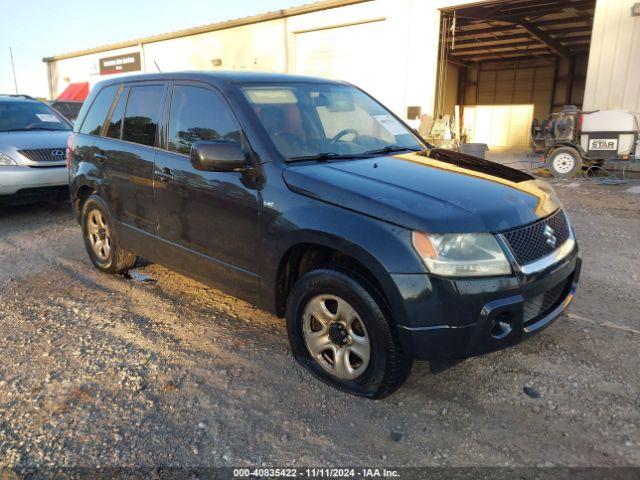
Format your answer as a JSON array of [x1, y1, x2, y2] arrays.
[[66, 133, 74, 170], [577, 113, 583, 133]]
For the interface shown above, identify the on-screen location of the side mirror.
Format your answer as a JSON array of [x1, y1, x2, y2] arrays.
[[190, 140, 248, 172]]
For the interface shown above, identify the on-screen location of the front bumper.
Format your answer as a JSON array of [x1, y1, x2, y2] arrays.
[[0, 165, 68, 196], [395, 246, 581, 360]]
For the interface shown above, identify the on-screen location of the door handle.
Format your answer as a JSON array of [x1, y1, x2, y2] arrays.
[[93, 152, 107, 163], [158, 167, 173, 183]]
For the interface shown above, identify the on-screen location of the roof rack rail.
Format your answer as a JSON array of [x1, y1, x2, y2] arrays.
[[0, 94, 37, 100]]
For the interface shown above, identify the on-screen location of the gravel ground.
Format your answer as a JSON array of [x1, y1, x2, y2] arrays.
[[0, 179, 639, 469]]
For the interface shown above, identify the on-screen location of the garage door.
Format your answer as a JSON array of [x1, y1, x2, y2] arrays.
[[463, 104, 534, 149], [464, 63, 555, 149], [294, 20, 402, 115]]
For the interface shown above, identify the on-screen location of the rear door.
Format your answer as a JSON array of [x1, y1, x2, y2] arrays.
[[153, 81, 260, 302], [75, 84, 120, 171], [93, 82, 167, 234]]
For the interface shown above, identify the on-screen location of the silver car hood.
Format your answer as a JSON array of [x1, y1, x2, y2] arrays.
[[0, 130, 71, 166]]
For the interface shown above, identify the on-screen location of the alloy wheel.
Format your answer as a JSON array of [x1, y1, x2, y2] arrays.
[[87, 209, 112, 261]]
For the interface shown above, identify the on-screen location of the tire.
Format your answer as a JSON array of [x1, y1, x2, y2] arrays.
[[81, 194, 137, 274], [546, 146, 583, 179], [286, 268, 413, 398]]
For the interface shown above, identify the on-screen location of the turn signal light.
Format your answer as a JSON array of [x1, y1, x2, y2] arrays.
[[412, 231, 437, 259]]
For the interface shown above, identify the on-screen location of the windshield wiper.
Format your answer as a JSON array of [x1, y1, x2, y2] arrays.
[[287, 146, 423, 162], [4, 127, 65, 132], [361, 145, 423, 155], [287, 152, 370, 162]]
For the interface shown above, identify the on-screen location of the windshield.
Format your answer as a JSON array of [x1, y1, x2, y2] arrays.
[[241, 83, 423, 160], [0, 100, 72, 132]]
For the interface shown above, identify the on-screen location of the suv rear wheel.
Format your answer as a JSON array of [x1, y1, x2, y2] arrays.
[[286, 268, 412, 398], [81, 195, 137, 274]]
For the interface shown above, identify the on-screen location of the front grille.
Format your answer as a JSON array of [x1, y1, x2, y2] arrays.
[[18, 148, 66, 163], [502, 209, 570, 265], [523, 278, 570, 324]]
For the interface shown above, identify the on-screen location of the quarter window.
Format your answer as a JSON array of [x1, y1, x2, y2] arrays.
[[122, 85, 164, 147], [168, 85, 241, 155], [79, 85, 117, 136]]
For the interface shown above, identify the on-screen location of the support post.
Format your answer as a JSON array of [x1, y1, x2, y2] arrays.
[[565, 56, 576, 106]]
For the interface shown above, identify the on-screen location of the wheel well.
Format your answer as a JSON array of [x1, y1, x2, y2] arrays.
[[73, 185, 95, 222], [547, 144, 582, 157], [275, 243, 388, 317]]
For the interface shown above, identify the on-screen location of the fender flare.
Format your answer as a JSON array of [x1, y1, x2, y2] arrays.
[[69, 164, 104, 220], [546, 141, 585, 159], [269, 228, 414, 326]]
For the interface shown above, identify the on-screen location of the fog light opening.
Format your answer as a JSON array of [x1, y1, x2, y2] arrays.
[[491, 312, 513, 340]]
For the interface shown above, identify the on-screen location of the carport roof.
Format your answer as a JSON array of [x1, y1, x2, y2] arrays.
[[442, 0, 596, 63], [42, 0, 370, 63]]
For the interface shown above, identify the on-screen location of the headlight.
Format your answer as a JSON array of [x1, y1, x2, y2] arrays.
[[412, 231, 511, 277], [0, 153, 18, 166]]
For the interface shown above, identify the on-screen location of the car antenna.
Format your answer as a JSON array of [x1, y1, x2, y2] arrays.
[[154, 60, 162, 72]]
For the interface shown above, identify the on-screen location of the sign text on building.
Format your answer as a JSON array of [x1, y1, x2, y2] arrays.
[[99, 52, 141, 75]]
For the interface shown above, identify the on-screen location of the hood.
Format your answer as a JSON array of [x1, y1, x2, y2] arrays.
[[282, 149, 561, 233], [0, 130, 71, 166]]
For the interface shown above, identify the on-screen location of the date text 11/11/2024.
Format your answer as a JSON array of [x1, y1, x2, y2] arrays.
[[232, 468, 401, 478]]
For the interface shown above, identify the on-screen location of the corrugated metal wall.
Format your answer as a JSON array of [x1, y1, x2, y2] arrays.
[[583, 0, 640, 112]]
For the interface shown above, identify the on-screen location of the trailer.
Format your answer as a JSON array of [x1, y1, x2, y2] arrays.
[[532, 107, 640, 178]]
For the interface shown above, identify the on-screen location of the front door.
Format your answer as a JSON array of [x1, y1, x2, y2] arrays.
[[153, 82, 260, 302]]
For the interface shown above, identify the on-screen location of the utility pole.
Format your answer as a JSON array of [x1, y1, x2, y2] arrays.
[[9, 47, 18, 94]]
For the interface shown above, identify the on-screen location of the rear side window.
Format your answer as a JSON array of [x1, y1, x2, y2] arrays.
[[168, 85, 241, 155], [122, 85, 164, 147], [105, 88, 127, 139], [79, 85, 117, 135]]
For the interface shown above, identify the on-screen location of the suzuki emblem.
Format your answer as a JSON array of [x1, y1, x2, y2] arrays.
[[543, 225, 557, 248]]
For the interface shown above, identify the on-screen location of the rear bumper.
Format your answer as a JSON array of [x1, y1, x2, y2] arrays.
[[395, 247, 581, 360], [0, 166, 68, 196]]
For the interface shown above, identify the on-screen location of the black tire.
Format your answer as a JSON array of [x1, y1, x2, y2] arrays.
[[546, 146, 583, 179], [81, 195, 137, 274], [286, 268, 413, 398]]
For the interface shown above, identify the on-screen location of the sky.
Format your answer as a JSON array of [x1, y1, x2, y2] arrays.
[[0, 0, 303, 98]]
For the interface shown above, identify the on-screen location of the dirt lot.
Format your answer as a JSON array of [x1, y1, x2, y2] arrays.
[[0, 179, 639, 469]]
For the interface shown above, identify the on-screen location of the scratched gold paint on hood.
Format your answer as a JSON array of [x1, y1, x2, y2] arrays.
[[393, 151, 561, 219]]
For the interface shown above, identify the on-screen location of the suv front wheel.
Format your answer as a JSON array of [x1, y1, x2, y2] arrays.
[[81, 194, 137, 274], [286, 268, 413, 398]]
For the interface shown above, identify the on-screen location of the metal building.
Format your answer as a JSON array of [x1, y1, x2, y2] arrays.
[[43, 0, 640, 150]]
